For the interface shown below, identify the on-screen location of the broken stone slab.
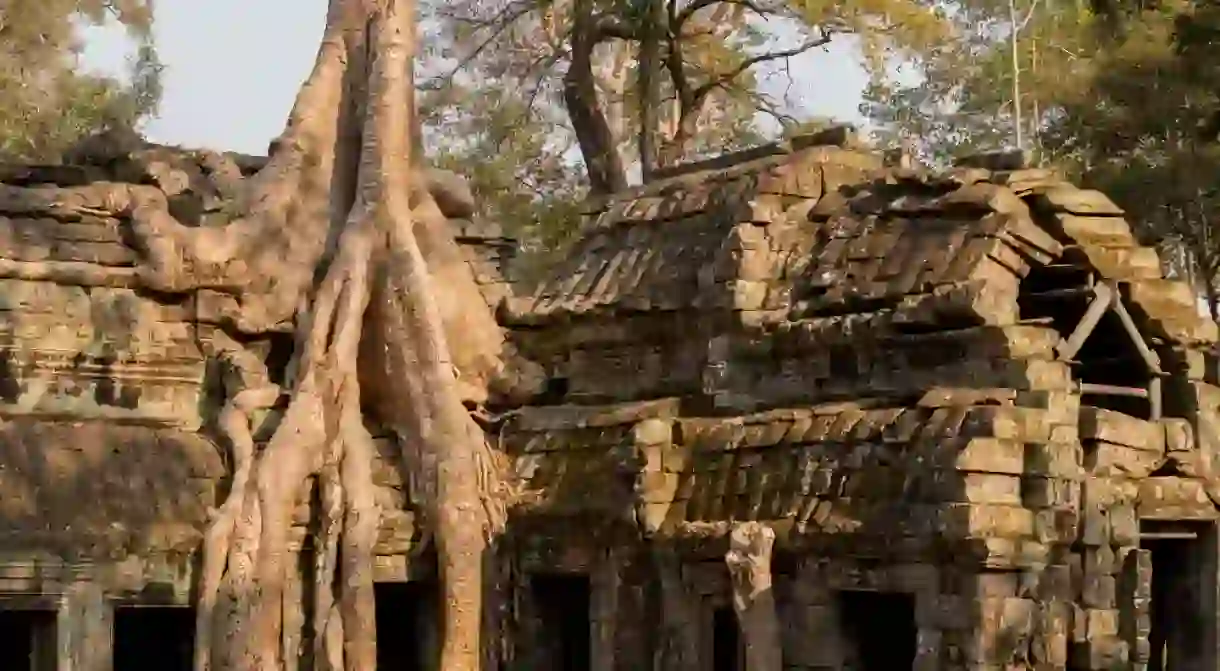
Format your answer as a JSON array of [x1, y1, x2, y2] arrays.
[[1079, 407, 1164, 452], [1030, 186, 1125, 216], [954, 149, 1031, 171], [1047, 213, 1136, 246], [1124, 279, 1220, 344], [1068, 244, 1161, 281], [0, 163, 104, 187], [425, 167, 477, 219], [1085, 443, 1164, 479], [1137, 476, 1219, 520]]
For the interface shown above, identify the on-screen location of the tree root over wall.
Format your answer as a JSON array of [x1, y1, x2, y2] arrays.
[[9, 1, 519, 669], [726, 523, 782, 671]]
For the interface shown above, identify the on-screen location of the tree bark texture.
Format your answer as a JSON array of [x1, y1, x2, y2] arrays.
[[564, 0, 629, 195], [25, 0, 515, 669], [725, 523, 782, 671]]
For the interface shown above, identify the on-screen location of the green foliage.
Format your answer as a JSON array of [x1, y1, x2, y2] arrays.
[[863, 0, 1220, 315], [422, 0, 950, 265], [0, 0, 162, 162]]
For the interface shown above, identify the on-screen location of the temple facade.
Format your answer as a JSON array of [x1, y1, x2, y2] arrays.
[[0, 131, 1216, 670]]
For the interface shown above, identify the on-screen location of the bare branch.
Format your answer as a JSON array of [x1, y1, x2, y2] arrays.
[[688, 31, 835, 114], [423, 0, 540, 87], [674, 0, 779, 29]]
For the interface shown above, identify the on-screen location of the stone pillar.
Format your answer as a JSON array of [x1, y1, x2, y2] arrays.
[[56, 582, 111, 671], [591, 549, 621, 671]]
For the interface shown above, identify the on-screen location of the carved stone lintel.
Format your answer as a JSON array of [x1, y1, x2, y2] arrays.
[[725, 523, 781, 671]]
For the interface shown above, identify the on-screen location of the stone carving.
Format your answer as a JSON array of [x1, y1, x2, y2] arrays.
[[2, 122, 1220, 670]]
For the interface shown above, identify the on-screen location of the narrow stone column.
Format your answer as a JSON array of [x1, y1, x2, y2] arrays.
[[56, 582, 112, 671], [725, 523, 781, 671], [653, 548, 700, 671]]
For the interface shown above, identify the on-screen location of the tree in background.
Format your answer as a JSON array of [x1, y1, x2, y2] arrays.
[[864, 0, 1220, 319], [1047, 0, 1220, 318], [861, 0, 1098, 165], [0, 0, 162, 161], [419, 0, 949, 261]]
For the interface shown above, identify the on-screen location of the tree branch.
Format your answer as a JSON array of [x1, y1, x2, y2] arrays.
[[674, 0, 777, 29], [424, 0, 540, 88], [689, 31, 834, 106]]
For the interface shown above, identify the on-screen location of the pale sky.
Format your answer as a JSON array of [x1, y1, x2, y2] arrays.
[[82, 0, 870, 156]]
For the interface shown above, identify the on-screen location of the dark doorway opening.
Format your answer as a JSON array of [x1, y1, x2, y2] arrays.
[[374, 581, 437, 671], [530, 573, 591, 671], [113, 605, 194, 670], [712, 606, 743, 671], [1017, 265, 1157, 419], [1142, 525, 1210, 671], [837, 590, 917, 671], [0, 609, 55, 670]]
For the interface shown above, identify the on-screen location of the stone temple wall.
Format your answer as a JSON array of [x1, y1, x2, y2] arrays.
[[1, 131, 1220, 670], [496, 132, 1220, 670], [0, 146, 513, 593]]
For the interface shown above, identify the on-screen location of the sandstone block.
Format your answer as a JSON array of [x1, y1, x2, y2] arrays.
[[1079, 407, 1163, 452], [938, 503, 1034, 539], [1084, 443, 1162, 478], [1025, 442, 1084, 479], [1051, 213, 1135, 245], [1033, 187, 1124, 216], [943, 438, 1025, 474]]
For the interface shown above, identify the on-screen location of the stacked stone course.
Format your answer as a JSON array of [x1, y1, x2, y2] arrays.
[[0, 129, 1219, 669]]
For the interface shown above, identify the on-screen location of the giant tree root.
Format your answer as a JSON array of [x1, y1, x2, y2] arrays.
[[725, 523, 782, 671], [45, 1, 518, 670]]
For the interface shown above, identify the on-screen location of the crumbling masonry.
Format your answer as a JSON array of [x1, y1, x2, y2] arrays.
[[0, 130, 1217, 670]]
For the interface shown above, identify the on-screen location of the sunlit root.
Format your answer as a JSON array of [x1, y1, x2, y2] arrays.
[[725, 523, 782, 671], [83, 0, 515, 669]]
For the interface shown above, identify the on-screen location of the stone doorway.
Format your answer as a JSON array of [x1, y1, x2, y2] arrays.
[[527, 573, 591, 671], [374, 580, 438, 671], [711, 605, 743, 671], [1140, 521, 1216, 671], [113, 605, 194, 670], [837, 590, 917, 671], [0, 608, 55, 671]]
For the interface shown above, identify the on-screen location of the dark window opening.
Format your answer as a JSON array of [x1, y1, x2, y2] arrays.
[[113, 605, 194, 671], [1142, 530, 1208, 671], [374, 581, 437, 671], [0, 609, 55, 671], [712, 606, 743, 671], [1017, 265, 1154, 419], [837, 590, 916, 671], [530, 573, 591, 671]]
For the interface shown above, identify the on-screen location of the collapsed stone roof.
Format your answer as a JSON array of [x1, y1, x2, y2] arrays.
[[0, 130, 1219, 582], [504, 130, 1217, 410]]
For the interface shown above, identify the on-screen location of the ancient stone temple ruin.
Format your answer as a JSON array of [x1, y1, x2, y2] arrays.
[[0, 130, 1218, 670]]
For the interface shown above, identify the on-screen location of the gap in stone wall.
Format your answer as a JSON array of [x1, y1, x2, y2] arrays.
[[113, 604, 195, 670], [529, 573, 592, 671], [836, 590, 917, 671], [374, 581, 438, 671], [0, 608, 55, 671], [1141, 529, 1209, 671], [711, 605, 742, 671], [1017, 263, 1154, 419]]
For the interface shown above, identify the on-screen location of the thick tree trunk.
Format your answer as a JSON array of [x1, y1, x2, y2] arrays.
[[565, 0, 628, 195], [725, 523, 782, 671], [35, 0, 513, 669]]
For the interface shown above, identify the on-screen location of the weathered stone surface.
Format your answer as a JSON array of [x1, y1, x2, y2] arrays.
[[2, 139, 1219, 670]]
